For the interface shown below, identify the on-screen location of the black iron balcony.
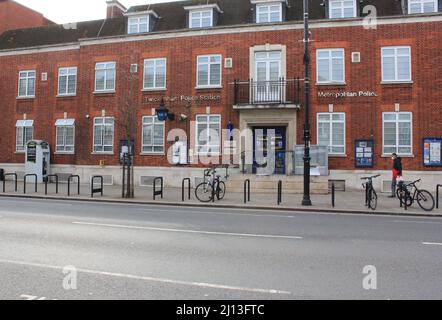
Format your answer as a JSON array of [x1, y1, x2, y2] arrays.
[[233, 78, 301, 107]]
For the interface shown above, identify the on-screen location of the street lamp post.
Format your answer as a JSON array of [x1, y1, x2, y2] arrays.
[[302, 0, 312, 206]]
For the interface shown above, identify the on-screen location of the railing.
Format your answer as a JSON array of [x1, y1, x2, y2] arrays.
[[91, 176, 104, 198], [68, 175, 80, 196], [45, 174, 59, 195], [153, 177, 163, 200], [24, 174, 37, 194], [233, 78, 301, 106], [2, 173, 18, 192]]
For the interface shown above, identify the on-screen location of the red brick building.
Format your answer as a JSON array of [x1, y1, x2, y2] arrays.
[[0, 0, 52, 35], [0, 0, 441, 191]]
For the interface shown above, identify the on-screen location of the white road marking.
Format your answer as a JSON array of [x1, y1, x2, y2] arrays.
[[72, 221, 303, 240], [422, 242, 442, 246], [0, 259, 291, 295]]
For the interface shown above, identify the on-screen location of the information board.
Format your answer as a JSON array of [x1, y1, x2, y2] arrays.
[[423, 138, 442, 167], [355, 139, 374, 168]]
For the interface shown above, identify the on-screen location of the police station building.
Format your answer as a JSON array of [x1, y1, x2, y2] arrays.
[[0, 0, 442, 192]]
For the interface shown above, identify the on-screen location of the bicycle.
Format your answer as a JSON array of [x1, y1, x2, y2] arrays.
[[396, 179, 435, 212], [361, 174, 381, 210], [195, 168, 226, 203]]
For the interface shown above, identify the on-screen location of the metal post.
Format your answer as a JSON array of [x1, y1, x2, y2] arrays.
[[244, 179, 251, 204], [331, 183, 335, 208], [302, 0, 312, 206], [437, 185, 441, 209]]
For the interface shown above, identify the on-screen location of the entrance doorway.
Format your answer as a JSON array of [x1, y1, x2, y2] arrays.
[[252, 126, 286, 175]]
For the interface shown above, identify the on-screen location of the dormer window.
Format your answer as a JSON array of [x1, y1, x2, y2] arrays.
[[256, 2, 283, 23], [408, 0, 438, 14], [189, 10, 213, 28], [184, 4, 223, 29], [125, 10, 158, 34], [128, 16, 149, 34], [329, 0, 357, 19]]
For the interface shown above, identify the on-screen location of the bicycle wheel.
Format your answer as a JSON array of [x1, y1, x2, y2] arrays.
[[416, 190, 435, 212], [368, 189, 377, 210], [195, 182, 213, 203], [396, 188, 413, 207], [216, 181, 226, 200]]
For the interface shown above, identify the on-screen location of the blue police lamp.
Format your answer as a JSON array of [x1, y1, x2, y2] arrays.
[[156, 98, 169, 121]]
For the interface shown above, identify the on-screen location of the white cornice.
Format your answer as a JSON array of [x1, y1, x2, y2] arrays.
[[124, 10, 159, 19], [1, 13, 442, 56], [250, 0, 288, 4], [183, 4, 223, 14]]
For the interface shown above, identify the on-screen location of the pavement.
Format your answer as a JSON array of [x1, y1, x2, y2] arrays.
[[0, 197, 441, 300], [0, 180, 441, 217]]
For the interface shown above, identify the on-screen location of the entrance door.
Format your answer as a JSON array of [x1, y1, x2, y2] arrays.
[[254, 51, 282, 103], [253, 126, 286, 175]]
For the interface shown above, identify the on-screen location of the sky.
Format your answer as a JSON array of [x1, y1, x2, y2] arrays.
[[14, 0, 184, 24]]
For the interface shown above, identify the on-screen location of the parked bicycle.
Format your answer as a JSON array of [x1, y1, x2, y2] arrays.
[[361, 174, 381, 210], [396, 179, 435, 211], [195, 168, 226, 203]]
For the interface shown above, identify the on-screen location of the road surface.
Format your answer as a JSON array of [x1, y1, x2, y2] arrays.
[[0, 197, 441, 300]]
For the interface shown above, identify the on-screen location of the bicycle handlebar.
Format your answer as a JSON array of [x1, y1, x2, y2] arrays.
[[360, 174, 381, 180]]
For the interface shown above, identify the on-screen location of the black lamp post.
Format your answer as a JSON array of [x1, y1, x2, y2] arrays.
[[302, 0, 312, 206]]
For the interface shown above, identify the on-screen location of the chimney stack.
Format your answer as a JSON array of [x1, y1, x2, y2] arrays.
[[106, 0, 126, 19]]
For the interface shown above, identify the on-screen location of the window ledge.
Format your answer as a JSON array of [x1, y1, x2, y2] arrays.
[[56, 94, 77, 98], [54, 152, 75, 155], [93, 90, 116, 95], [15, 151, 25, 154], [316, 82, 346, 86], [381, 154, 414, 158], [17, 96, 35, 100], [195, 86, 222, 90], [142, 88, 167, 92], [91, 152, 114, 155], [380, 81, 413, 85], [140, 152, 165, 156], [329, 154, 347, 158]]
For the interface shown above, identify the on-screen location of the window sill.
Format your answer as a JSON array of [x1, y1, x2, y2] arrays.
[[380, 81, 413, 85], [195, 86, 222, 90], [54, 152, 75, 155], [93, 90, 116, 95], [316, 82, 346, 86], [329, 154, 347, 158], [381, 154, 414, 158], [91, 152, 114, 155], [56, 94, 77, 98], [140, 152, 165, 156], [142, 88, 167, 92], [15, 151, 25, 154], [16, 96, 35, 100]]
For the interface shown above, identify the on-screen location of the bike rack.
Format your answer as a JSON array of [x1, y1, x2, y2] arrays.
[[153, 177, 163, 200], [211, 176, 218, 203], [2, 173, 18, 193], [437, 184, 442, 209], [23, 174, 37, 194], [244, 179, 251, 204], [331, 183, 335, 208], [277, 180, 282, 205], [44, 174, 59, 195], [182, 178, 191, 202], [68, 175, 80, 196], [91, 176, 104, 198]]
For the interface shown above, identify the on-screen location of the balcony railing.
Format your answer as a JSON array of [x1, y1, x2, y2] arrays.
[[233, 78, 301, 106]]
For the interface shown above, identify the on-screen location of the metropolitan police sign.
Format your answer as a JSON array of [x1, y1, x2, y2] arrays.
[[318, 91, 378, 98]]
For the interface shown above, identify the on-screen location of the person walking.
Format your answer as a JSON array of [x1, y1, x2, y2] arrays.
[[389, 153, 403, 198]]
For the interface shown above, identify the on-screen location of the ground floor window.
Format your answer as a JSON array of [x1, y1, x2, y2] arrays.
[[141, 116, 165, 153], [15, 120, 34, 152], [93, 117, 114, 153], [383, 112, 412, 155], [196, 115, 221, 155], [55, 119, 75, 153], [317, 113, 346, 154]]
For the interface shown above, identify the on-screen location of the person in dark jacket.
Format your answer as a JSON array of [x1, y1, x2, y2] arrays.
[[389, 153, 403, 197]]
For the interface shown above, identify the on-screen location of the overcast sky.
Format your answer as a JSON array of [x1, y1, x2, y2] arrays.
[[14, 0, 183, 24]]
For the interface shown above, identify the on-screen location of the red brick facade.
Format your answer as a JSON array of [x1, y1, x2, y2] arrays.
[[1, 15, 442, 173], [0, 0, 52, 34]]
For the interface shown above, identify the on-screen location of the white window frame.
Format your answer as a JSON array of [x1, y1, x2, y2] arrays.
[[189, 9, 213, 28], [15, 120, 34, 153], [58, 67, 77, 96], [195, 115, 221, 156], [93, 117, 114, 153], [317, 113, 346, 155], [196, 54, 222, 88], [381, 46, 412, 83], [143, 58, 167, 90], [408, 0, 438, 14], [18, 70, 36, 98], [94, 62, 116, 92], [141, 116, 165, 154], [55, 119, 75, 153], [382, 112, 413, 156], [128, 15, 150, 34], [316, 49, 346, 84], [256, 2, 283, 23], [329, 0, 357, 19]]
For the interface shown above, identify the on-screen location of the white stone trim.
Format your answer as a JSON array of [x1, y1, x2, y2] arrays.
[[183, 4, 223, 13]]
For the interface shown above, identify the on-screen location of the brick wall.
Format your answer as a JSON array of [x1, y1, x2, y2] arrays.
[[1, 19, 442, 172]]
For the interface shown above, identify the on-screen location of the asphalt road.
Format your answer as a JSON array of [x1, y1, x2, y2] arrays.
[[0, 197, 441, 300]]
